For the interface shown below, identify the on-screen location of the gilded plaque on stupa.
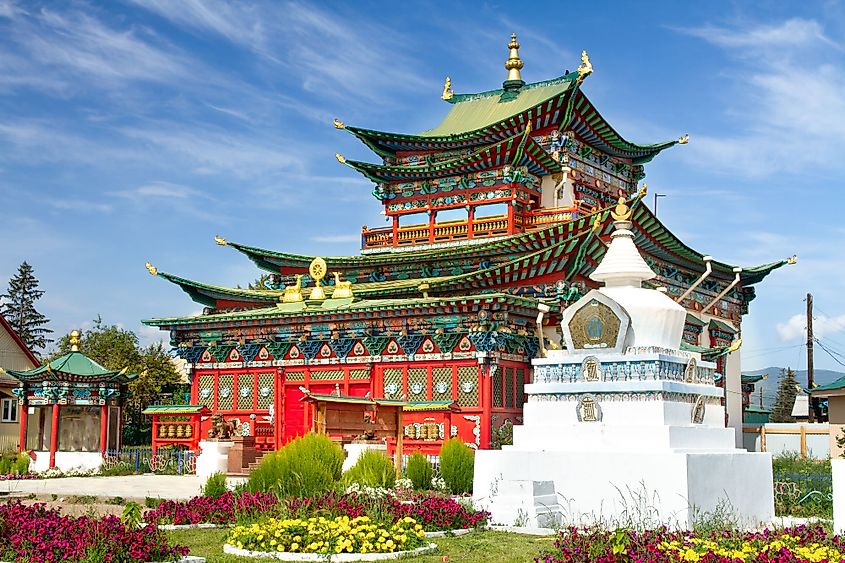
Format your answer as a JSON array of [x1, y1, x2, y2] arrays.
[[568, 299, 621, 350]]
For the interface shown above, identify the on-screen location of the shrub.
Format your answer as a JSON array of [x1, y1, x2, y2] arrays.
[[343, 450, 396, 489], [247, 432, 344, 498], [405, 452, 433, 491], [13, 453, 30, 475], [439, 438, 474, 495], [202, 471, 228, 499], [0, 456, 10, 475]]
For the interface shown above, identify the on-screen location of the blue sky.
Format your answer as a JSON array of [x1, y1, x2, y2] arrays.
[[1, 1, 844, 373]]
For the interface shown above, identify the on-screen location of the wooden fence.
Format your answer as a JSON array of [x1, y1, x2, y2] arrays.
[[743, 425, 829, 457]]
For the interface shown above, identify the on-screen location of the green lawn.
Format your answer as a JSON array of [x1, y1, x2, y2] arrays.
[[168, 528, 555, 563]]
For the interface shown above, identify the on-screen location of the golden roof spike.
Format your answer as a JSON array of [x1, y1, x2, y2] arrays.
[[504, 33, 524, 84], [145, 262, 158, 276], [335, 153, 346, 164], [333, 118, 345, 129], [214, 235, 228, 246], [577, 50, 593, 84], [441, 76, 453, 101], [69, 330, 81, 352], [678, 134, 689, 144]]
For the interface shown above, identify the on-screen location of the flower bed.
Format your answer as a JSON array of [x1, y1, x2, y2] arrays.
[[0, 474, 38, 481], [0, 501, 188, 563], [536, 525, 845, 563], [226, 515, 427, 555], [144, 491, 278, 526], [286, 491, 488, 532]]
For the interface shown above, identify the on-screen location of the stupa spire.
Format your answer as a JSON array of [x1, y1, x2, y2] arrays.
[[589, 197, 656, 288], [503, 33, 525, 90], [69, 330, 81, 352]]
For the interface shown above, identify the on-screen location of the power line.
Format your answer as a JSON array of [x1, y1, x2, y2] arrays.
[[813, 338, 845, 369]]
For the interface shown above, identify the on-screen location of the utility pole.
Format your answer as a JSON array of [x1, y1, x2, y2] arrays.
[[654, 193, 667, 218], [807, 293, 815, 422]]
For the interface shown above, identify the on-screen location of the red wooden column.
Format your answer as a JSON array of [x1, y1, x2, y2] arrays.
[[507, 202, 515, 234], [479, 362, 492, 449], [18, 401, 27, 452], [49, 403, 60, 468], [100, 405, 108, 454], [391, 216, 399, 246], [467, 206, 475, 240], [428, 211, 436, 243]]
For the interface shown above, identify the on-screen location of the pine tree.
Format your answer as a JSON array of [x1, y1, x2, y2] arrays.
[[771, 367, 799, 423], [0, 262, 52, 353]]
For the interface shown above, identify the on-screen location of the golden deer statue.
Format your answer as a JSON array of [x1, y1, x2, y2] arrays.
[[282, 274, 304, 303], [331, 272, 354, 299]]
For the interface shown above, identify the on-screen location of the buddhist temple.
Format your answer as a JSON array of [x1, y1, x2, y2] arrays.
[[5, 330, 137, 471], [143, 36, 793, 454]]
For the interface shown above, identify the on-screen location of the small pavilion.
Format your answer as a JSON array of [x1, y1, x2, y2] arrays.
[[5, 330, 138, 471]]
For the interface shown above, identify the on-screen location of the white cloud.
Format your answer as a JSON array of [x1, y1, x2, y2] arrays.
[[676, 18, 845, 178], [777, 313, 845, 342], [112, 181, 204, 202], [46, 199, 114, 214], [311, 234, 360, 244]]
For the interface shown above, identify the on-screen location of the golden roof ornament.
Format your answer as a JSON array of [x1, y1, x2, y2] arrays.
[[309, 257, 328, 300], [787, 255, 798, 265], [610, 196, 632, 222], [331, 272, 354, 299], [592, 212, 603, 232], [727, 337, 743, 353], [214, 235, 228, 246], [335, 153, 346, 164], [441, 76, 453, 101], [504, 33, 524, 84], [678, 134, 689, 145], [281, 274, 304, 303], [70, 330, 81, 352], [333, 118, 345, 129], [577, 50, 593, 83], [145, 262, 158, 276], [638, 182, 648, 198]]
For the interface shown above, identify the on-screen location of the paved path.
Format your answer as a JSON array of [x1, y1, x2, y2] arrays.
[[0, 475, 206, 500]]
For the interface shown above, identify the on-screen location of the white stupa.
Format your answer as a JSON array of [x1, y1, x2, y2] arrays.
[[472, 197, 774, 529]]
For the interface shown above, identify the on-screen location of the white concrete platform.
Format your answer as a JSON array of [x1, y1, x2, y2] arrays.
[[0, 474, 204, 500]]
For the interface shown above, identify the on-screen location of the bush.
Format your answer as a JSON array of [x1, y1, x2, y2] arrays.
[[247, 432, 343, 498], [405, 452, 433, 491], [13, 453, 30, 475], [343, 450, 396, 489], [440, 438, 474, 495], [202, 472, 228, 499], [0, 456, 11, 475]]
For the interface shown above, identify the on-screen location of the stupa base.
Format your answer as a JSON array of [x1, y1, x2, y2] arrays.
[[473, 448, 774, 529]]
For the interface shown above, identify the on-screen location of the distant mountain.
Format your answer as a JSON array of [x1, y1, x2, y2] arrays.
[[743, 367, 845, 410]]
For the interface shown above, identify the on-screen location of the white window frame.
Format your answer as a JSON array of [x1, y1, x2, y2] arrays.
[[1, 398, 17, 423]]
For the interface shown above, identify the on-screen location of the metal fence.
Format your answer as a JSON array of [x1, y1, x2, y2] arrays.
[[102, 448, 196, 475], [773, 471, 833, 509]]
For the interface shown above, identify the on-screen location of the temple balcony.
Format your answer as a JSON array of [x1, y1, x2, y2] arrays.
[[361, 204, 585, 251]]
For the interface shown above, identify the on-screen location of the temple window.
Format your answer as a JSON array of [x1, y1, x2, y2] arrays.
[[0, 398, 17, 423]]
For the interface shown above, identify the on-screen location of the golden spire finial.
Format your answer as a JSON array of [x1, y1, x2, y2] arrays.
[[214, 235, 228, 246], [70, 330, 81, 352], [441, 76, 453, 101], [610, 196, 632, 222], [333, 118, 345, 129], [504, 33, 524, 84], [577, 50, 593, 83], [335, 153, 346, 164], [145, 262, 158, 276], [678, 134, 689, 144]]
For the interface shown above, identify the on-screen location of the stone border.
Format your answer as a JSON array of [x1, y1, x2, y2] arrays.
[[3, 559, 205, 563], [157, 522, 231, 530], [222, 543, 437, 561], [424, 528, 472, 538]]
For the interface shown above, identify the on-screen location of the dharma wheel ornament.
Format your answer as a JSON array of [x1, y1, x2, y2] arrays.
[[309, 257, 328, 300]]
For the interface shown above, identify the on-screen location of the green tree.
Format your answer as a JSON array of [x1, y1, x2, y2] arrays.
[[53, 317, 182, 442], [0, 261, 52, 353], [771, 367, 799, 423]]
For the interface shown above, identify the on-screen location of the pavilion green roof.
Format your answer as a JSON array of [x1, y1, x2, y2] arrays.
[[811, 375, 845, 395], [142, 404, 210, 415], [6, 351, 138, 383], [708, 319, 737, 334]]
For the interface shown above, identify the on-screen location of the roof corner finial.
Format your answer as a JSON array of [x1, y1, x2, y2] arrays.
[[441, 76, 453, 101], [787, 254, 798, 265], [503, 33, 525, 90], [335, 153, 346, 164], [333, 118, 345, 129], [577, 50, 593, 84], [145, 262, 158, 276], [69, 330, 81, 352], [638, 182, 648, 199], [214, 235, 228, 246], [678, 133, 689, 145]]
